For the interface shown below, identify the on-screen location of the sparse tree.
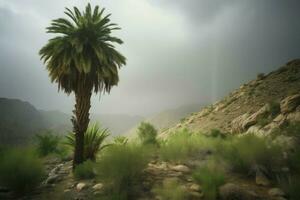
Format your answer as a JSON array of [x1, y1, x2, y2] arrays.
[[137, 122, 158, 145], [39, 3, 126, 167]]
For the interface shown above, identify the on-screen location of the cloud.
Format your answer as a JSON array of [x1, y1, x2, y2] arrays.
[[0, 0, 299, 115]]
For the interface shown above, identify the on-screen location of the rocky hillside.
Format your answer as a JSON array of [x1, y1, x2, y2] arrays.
[[161, 59, 300, 137], [127, 104, 206, 138]]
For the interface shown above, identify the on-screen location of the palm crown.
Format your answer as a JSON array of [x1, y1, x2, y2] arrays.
[[39, 3, 126, 94]]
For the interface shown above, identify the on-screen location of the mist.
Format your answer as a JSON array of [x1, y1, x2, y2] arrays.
[[0, 0, 299, 116]]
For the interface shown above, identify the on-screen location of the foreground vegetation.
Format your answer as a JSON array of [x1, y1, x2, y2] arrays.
[[0, 122, 300, 199]]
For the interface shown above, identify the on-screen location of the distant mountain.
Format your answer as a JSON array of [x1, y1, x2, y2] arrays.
[[0, 98, 144, 144], [0, 98, 47, 144], [0, 98, 204, 144], [127, 104, 207, 138]]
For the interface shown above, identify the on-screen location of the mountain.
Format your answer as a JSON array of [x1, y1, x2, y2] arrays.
[[127, 104, 207, 138], [161, 59, 300, 138], [0, 98, 47, 144], [0, 98, 144, 144]]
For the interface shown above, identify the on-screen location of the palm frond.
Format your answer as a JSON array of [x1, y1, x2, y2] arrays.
[[39, 3, 126, 94], [64, 123, 110, 161]]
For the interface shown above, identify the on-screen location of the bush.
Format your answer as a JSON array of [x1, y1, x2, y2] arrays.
[[0, 148, 45, 195], [34, 131, 61, 157], [269, 101, 280, 117], [74, 160, 95, 180], [256, 101, 280, 127], [282, 176, 300, 200], [113, 136, 128, 145], [65, 123, 110, 161], [282, 122, 300, 139], [159, 129, 221, 163], [208, 129, 226, 138], [97, 145, 151, 199], [216, 134, 282, 174], [153, 179, 187, 200], [193, 162, 225, 200], [137, 122, 158, 145]]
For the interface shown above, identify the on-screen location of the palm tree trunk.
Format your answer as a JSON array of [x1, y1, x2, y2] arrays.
[[72, 85, 92, 168]]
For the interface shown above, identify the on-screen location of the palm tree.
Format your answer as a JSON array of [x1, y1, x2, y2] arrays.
[[39, 3, 126, 167]]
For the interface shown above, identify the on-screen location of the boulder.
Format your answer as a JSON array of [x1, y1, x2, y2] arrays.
[[76, 182, 87, 191], [170, 165, 190, 173], [92, 183, 104, 191], [272, 114, 287, 127], [231, 104, 273, 133], [189, 183, 201, 192], [242, 104, 271, 130], [280, 94, 300, 114], [287, 109, 300, 122], [219, 183, 258, 200], [246, 126, 267, 136], [45, 174, 60, 184], [231, 113, 250, 133]]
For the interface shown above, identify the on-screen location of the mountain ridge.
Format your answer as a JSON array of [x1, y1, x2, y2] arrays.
[[161, 59, 300, 137]]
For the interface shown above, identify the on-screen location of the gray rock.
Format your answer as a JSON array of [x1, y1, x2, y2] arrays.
[[242, 104, 272, 130], [76, 183, 87, 191], [92, 183, 103, 191], [170, 165, 190, 173], [231, 113, 250, 133], [287, 110, 300, 123], [280, 94, 300, 114], [45, 174, 60, 184], [189, 183, 201, 192]]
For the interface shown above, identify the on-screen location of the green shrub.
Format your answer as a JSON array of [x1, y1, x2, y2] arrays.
[[65, 123, 110, 161], [137, 122, 158, 145], [0, 148, 45, 195], [97, 145, 151, 199], [269, 101, 280, 117], [113, 136, 128, 145], [282, 122, 300, 139], [208, 129, 226, 138], [193, 162, 225, 200], [153, 179, 187, 200], [257, 116, 272, 127], [257, 101, 280, 127], [160, 129, 221, 163], [34, 131, 61, 157], [277, 173, 300, 200], [74, 160, 95, 180], [216, 134, 282, 174]]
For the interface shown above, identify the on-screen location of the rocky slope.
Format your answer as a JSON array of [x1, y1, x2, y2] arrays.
[[127, 104, 206, 138], [161, 59, 300, 138]]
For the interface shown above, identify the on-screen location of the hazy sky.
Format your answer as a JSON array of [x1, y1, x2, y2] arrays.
[[0, 0, 299, 116]]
